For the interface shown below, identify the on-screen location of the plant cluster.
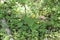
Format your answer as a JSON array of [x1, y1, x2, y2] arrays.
[[0, 0, 60, 40]]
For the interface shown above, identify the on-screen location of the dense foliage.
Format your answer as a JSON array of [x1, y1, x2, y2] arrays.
[[0, 0, 60, 40]]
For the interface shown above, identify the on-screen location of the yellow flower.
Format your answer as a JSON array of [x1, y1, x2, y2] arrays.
[[16, 8, 20, 13], [31, 13, 35, 18]]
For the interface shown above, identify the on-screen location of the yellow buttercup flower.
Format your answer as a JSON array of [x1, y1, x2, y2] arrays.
[[16, 8, 20, 12], [31, 13, 35, 18]]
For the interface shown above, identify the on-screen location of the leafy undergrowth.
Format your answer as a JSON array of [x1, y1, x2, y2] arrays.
[[0, 0, 60, 40]]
